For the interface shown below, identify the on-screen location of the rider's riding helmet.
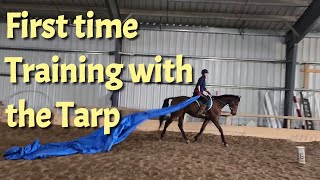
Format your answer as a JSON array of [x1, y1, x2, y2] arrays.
[[201, 69, 209, 75]]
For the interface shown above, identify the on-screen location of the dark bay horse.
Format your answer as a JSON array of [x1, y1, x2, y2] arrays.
[[159, 95, 241, 147]]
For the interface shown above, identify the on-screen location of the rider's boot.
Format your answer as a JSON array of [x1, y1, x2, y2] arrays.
[[197, 105, 207, 118]]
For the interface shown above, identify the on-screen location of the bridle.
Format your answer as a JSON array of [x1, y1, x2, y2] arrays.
[[213, 96, 239, 111]]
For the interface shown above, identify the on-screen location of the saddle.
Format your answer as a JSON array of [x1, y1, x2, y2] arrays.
[[195, 96, 213, 110]]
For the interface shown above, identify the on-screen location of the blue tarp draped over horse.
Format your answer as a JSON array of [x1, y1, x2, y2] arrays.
[[4, 96, 200, 160]]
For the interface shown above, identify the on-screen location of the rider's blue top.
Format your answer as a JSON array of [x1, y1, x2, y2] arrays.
[[196, 75, 206, 93]]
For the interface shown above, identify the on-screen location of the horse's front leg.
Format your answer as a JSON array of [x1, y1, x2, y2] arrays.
[[211, 117, 228, 147], [194, 119, 210, 142]]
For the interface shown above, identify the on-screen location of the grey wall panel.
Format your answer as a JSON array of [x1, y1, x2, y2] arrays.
[[313, 92, 320, 130], [119, 81, 285, 126], [295, 37, 320, 129], [0, 76, 111, 111], [296, 37, 320, 91], [124, 30, 286, 60], [121, 30, 315, 129], [0, 76, 53, 111], [120, 30, 287, 126], [120, 56, 285, 88], [1, 19, 320, 129], [0, 20, 115, 110], [297, 38, 320, 62], [309, 65, 320, 90]]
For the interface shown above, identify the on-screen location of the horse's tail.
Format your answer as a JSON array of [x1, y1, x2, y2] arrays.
[[159, 97, 174, 130]]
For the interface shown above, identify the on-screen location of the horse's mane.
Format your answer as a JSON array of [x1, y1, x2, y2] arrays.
[[213, 94, 240, 99]]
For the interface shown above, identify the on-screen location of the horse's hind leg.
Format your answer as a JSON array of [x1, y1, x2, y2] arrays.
[[178, 115, 190, 144], [160, 116, 174, 139]]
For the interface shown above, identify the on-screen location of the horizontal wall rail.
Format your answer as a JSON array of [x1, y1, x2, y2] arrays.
[[1, 73, 320, 92], [118, 52, 320, 65], [139, 24, 287, 37], [118, 52, 286, 63], [221, 112, 320, 121], [221, 112, 320, 129], [2, 47, 319, 65]]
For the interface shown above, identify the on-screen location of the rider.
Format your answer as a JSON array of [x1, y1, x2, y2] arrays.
[[193, 69, 211, 117]]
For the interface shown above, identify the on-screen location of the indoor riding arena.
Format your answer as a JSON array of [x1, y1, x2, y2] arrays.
[[1, 0, 320, 180]]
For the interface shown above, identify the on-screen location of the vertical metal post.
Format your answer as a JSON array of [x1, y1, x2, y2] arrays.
[[104, 0, 121, 107], [283, 0, 320, 128], [283, 32, 298, 128], [111, 38, 122, 107]]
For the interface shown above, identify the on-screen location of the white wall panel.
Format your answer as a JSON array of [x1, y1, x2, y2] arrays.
[[119, 82, 285, 125], [1, 20, 320, 129], [295, 37, 320, 129], [120, 30, 287, 126], [0, 21, 115, 109], [120, 56, 285, 87], [0, 51, 113, 108], [124, 30, 285, 60], [297, 38, 320, 62], [0, 76, 110, 111]]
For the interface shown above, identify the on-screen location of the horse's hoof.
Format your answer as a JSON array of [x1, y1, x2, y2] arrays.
[[194, 135, 200, 142], [186, 140, 190, 144], [159, 135, 164, 141], [224, 143, 229, 147]]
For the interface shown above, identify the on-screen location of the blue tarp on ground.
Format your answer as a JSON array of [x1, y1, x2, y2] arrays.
[[4, 96, 199, 160]]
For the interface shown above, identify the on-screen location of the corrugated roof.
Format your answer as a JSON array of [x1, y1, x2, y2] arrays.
[[1, 0, 109, 19], [0, 0, 319, 32], [118, 0, 311, 31], [4, 0, 106, 7]]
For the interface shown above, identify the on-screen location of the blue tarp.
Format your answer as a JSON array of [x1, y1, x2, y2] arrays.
[[4, 96, 199, 160]]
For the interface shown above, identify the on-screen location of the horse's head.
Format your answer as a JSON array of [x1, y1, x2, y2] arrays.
[[228, 95, 241, 116]]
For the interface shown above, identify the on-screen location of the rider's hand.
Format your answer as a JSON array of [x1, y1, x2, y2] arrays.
[[198, 91, 202, 96]]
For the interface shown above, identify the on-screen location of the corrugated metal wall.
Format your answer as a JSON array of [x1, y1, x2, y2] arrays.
[[0, 22, 115, 110], [1, 20, 319, 128], [295, 37, 320, 129], [119, 30, 287, 125]]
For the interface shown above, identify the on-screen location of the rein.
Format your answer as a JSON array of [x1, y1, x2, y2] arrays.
[[212, 96, 237, 111]]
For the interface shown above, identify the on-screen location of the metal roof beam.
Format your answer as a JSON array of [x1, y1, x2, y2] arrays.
[[168, 0, 311, 7], [120, 9, 299, 22], [286, 0, 320, 43], [104, 0, 120, 19]]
